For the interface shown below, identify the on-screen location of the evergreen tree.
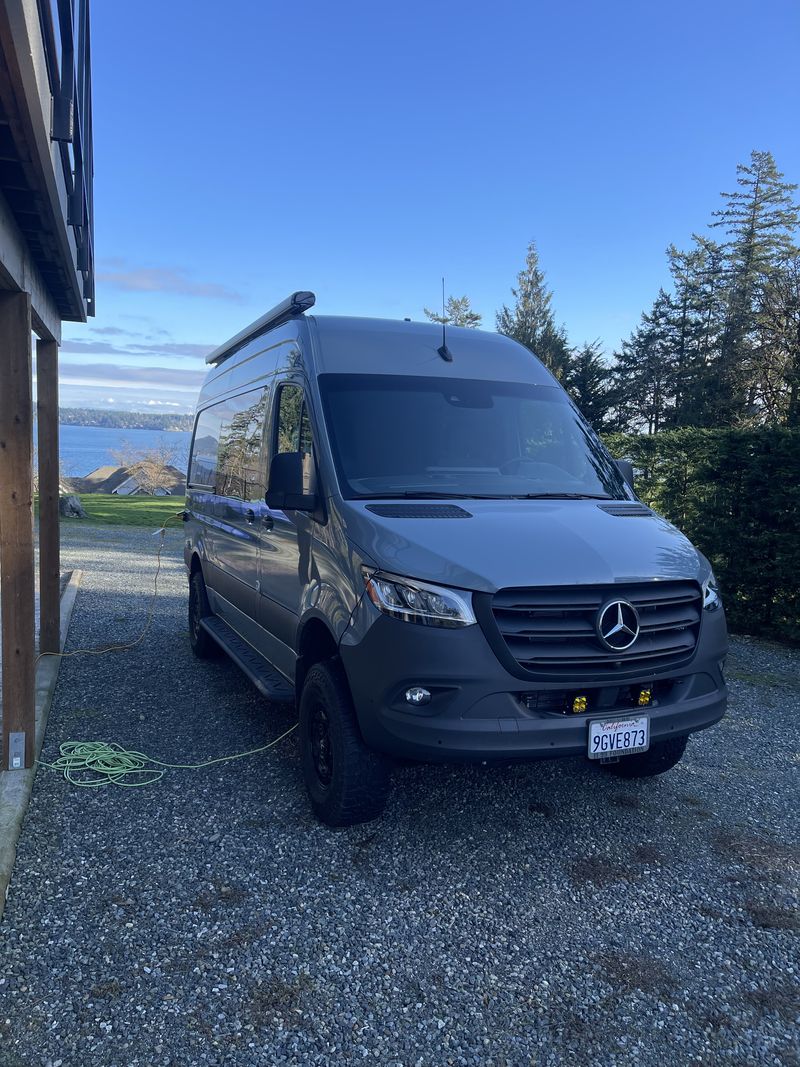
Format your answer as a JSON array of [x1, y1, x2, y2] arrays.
[[755, 255, 800, 425], [496, 241, 571, 379], [564, 341, 613, 429], [709, 150, 800, 424], [610, 150, 800, 431], [665, 241, 711, 425], [611, 291, 677, 433], [713, 150, 799, 272], [423, 295, 482, 328]]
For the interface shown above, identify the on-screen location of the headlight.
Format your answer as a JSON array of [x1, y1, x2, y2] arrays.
[[362, 569, 476, 627], [702, 572, 722, 612]]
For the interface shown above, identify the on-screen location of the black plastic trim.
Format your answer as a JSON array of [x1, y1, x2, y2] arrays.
[[200, 616, 295, 705], [474, 586, 704, 683], [365, 504, 472, 519]]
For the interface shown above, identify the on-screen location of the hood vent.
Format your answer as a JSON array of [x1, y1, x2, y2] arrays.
[[365, 504, 472, 519], [598, 503, 653, 518]]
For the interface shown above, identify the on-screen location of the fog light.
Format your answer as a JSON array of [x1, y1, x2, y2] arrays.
[[638, 688, 652, 707], [405, 687, 431, 706], [572, 695, 588, 713]]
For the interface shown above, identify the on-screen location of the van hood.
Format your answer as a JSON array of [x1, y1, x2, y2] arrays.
[[341, 499, 705, 593]]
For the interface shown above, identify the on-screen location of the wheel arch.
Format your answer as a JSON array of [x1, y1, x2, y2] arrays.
[[295, 616, 339, 694]]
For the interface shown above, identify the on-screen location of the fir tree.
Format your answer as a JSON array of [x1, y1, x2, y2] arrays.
[[610, 150, 800, 431], [496, 241, 571, 379], [564, 341, 613, 429], [710, 150, 800, 424], [423, 295, 482, 328], [611, 291, 676, 433], [665, 237, 727, 426], [755, 255, 800, 425]]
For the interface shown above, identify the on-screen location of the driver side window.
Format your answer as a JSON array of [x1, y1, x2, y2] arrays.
[[275, 383, 314, 492]]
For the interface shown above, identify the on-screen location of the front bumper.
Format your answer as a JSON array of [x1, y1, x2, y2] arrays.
[[339, 605, 728, 762]]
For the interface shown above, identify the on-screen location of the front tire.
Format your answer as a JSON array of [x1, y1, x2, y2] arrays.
[[188, 570, 220, 659], [299, 659, 391, 827], [603, 735, 689, 778]]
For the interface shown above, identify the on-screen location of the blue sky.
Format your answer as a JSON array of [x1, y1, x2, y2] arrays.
[[58, 0, 800, 412]]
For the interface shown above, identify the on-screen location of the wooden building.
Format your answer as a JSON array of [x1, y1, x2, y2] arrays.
[[0, 0, 94, 770]]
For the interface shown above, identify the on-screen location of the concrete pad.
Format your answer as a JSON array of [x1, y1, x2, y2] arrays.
[[0, 569, 82, 921]]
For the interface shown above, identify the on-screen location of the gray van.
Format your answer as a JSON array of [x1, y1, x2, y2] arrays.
[[185, 291, 728, 825]]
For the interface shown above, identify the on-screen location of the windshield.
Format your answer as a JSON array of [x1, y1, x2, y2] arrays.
[[318, 374, 631, 500]]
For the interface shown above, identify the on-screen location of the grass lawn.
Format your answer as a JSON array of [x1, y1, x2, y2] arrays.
[[61, 495, 186, 527]]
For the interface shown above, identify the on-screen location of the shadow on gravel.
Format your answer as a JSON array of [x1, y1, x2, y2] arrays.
[[594, 950, 677, 1000], [711, 829, 800, 871]]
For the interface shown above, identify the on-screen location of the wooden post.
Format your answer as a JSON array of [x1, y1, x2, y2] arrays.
[[36, 339, 60, 655], [0, 291, 35, 770]]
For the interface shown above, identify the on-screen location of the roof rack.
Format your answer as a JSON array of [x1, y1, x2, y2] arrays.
[[205, 291, 316, 365]]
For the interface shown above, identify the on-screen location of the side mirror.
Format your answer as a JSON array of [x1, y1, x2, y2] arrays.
[[615, 459, 635, 490], [265, 452, 316, 511]]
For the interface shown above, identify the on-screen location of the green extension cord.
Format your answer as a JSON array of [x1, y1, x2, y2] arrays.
[[32, 512, 298, 789], [33, 513, 298, 788], [37, 726, 298, 788]]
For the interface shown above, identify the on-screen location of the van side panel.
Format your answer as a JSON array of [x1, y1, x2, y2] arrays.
[[187, 322, 306, 676]]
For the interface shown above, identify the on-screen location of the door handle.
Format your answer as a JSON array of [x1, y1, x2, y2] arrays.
[[262, 514, 274, 531], [245, 509, 256, 524]]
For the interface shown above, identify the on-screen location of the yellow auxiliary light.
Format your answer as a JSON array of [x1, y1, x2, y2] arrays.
[[572, 695, 588, 714], [638, 688, 652, 707]]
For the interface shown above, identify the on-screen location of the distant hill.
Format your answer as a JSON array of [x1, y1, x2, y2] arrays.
[[58, 408, 193, 431]]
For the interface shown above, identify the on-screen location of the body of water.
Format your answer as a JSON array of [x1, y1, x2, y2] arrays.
[[51, 425, 192, 478]]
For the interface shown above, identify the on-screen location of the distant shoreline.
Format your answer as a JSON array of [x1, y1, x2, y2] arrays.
[[57, 407, 193, 432]]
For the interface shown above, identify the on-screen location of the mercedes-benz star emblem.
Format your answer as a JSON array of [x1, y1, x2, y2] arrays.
[[596, 600, 640, 651]]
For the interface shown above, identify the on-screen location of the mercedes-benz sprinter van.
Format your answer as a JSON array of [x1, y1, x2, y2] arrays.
[[185, 292, 727, 826]]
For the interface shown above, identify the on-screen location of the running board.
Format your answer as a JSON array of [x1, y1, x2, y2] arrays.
[[200, 616, 296, 706]]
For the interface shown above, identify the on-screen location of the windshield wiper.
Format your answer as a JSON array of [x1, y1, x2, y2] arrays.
[[513, 492, 614, 500]]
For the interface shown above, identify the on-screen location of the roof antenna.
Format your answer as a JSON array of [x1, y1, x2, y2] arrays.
[[438, 276, 453, 362]]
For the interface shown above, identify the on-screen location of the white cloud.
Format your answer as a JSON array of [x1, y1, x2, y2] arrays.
[[98, 264, 243, 303], [54, 362, 206, 391], [60, 338, 213, 360]]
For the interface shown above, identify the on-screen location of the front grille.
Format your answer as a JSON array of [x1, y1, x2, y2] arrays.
[[491, 581, 702, 677]]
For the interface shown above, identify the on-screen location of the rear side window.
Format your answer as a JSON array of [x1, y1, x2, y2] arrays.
[[188, 407, 221, 490], [189, 387, 269, 500], [274, 383, 314, 491]]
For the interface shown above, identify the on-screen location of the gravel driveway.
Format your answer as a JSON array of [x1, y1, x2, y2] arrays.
[[1, 524, 798, 1066]]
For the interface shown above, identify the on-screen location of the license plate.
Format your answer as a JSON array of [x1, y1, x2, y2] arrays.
[[588, 715, 649, 759]]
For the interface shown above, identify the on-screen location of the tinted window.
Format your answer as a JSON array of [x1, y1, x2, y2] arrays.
[[188, 408, 221, 489], [318, 374, 630, 500], [189, 388, 268, 500], [275, 384, 314, 492]]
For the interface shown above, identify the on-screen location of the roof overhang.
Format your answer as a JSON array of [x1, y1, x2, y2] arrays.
[[0, 0, 94, 323]]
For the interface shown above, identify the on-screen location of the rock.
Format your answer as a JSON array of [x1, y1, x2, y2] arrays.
[[59, 494, 87, 518]]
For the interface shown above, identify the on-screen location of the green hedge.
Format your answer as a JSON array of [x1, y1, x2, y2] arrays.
[[604, 429, 800, 643]]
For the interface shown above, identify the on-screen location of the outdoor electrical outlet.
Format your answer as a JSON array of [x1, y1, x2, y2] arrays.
[[9, 732, 25, 770]]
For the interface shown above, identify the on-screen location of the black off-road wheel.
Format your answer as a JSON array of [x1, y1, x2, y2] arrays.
[[602, 735, 689, 778], [299, 659, 392, 827], [188, 570, 220, 659]]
